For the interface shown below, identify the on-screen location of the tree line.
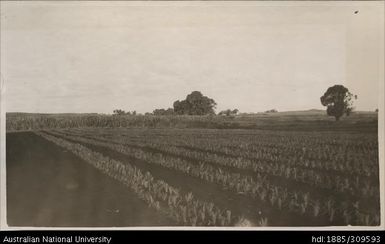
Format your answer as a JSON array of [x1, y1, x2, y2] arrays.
[[114, 85, 360, 121]]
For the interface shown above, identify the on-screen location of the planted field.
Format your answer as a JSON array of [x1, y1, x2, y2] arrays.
[[9, 124, 378, 227]]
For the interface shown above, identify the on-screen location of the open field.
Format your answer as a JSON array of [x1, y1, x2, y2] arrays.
[[5, 112, 380, 227]]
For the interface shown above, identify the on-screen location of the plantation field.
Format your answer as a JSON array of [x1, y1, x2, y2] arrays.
[[6, 119, 380, 226]]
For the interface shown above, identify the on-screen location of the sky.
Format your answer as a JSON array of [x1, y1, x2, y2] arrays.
[[1, 1, 383, 114]]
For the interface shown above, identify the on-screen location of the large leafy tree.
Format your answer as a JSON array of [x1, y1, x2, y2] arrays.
[[173, 100, 190, 115], [173, 91, 217, 115], [320, 85, 357, 121]]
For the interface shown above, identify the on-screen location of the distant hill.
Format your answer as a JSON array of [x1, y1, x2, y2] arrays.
[[273, 109, 326, 115], [241, 109, 377, 116]]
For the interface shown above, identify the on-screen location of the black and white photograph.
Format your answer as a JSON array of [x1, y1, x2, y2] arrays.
[[0, 1, 384, 229]]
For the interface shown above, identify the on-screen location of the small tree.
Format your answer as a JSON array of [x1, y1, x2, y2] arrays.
[[113, 109, 137, 115], [113, 109, 126, 115], [265, 109, 278, 113], [219, 109, 239, 116], [320, 85, 357, 121], [219, 109, 231, 116]]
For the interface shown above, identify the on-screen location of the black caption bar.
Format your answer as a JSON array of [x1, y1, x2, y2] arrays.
[[0, 231, 384, 244]]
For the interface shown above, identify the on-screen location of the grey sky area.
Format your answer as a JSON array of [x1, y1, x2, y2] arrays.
[[1, 2, 383, 114]]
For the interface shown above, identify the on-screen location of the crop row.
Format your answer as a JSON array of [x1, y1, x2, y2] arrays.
[[159, 137, 378, 177], [35, 131, 238, 226], [135, 135, 378, 177], [67, 128, 379, 178], [58, 129, 379, 199]]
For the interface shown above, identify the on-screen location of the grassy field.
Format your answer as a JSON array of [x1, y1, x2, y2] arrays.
[[5, 111, 380, 226]]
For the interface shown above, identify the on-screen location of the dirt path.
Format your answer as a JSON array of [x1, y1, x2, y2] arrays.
[[6, 132, 175, 227]]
